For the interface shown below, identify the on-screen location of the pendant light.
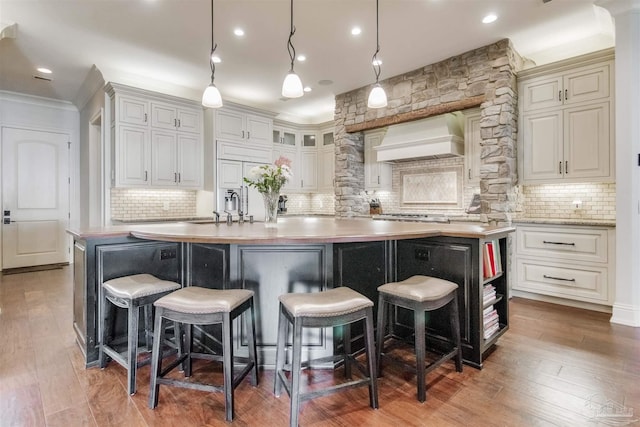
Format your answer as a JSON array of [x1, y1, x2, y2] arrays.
[[202, 0, 223, 108], [367, 0, 387, 109], [282, 0, 304, 98]]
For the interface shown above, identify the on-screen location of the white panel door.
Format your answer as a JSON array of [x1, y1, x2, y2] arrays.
[[564, 102, 610, 179], [2, 127, 70, 269], [151, 130, 177, 187], [243, 162, 266, 221], [177, 133, 202, 188], [522, 110, 563, 181]]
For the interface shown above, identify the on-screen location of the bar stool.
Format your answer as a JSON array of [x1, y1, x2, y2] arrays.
[[99, 273, 181, 396], [148, 287, 258, 422], [376, 275, 463, 402], [274, 287, 378, 427]]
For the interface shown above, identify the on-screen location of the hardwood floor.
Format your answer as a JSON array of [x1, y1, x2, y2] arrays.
[[1, 266, 639, 426]]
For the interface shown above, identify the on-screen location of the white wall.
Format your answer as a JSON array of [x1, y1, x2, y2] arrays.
[[0, 91, 80, 269]]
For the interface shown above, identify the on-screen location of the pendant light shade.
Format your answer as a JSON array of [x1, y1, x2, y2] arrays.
[[367, 84, 387, 109], [202, 83, 223, 108], [282, 71, 304, 98], [282, 0, 303, 98], [202, 0, 222, 108], [367, 0, 387, 109]]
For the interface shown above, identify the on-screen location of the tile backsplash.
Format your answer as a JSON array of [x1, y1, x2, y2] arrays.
[[283, 193, 335, 215], [517, 182, 616, 220], [111, 188, 197, 220]]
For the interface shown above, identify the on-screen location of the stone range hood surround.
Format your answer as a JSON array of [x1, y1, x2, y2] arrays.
[[375, 112, 464, 162]]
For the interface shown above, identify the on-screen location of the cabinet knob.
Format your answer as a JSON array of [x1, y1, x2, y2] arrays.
[[242, 130, 245, 139]]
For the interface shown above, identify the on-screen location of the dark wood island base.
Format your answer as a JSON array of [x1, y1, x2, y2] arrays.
[[68, 218, 513, 369]]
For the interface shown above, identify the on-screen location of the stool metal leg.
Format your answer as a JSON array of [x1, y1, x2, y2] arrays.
[[247, 299, 259, 386], [274, 304, 287, 397], [222, 312, 234, 422], [290, 318, 304, 427], [144, 304, 153, 352], [184, 323, 192, 377], [127, 302, 140, 395], [450, 297, 463, 372], [98, 291, 108, 369], [375, 294, 387, 374], [414, 308, 427, 402], [343, 323, 352, 379], [364, 306, 379, 409], [149, 308, 165, 408]]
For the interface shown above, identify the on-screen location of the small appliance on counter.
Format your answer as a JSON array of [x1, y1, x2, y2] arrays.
[[278, 195, 288, 213], [369, 198, 382, 215]]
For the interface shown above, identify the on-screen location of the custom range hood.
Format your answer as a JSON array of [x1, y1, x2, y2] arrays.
[[374, 112, 465, 162]]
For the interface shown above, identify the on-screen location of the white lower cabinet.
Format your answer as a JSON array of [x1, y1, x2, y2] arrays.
[[513, 223, 614, 306]]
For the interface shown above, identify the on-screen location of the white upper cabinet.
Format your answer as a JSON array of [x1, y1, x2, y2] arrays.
[[216, 109, 272, 144], [518, 51, 614, 184], [107, 82, 203, 189], [300, 150, 318, 191], [273, 127, 297, 146], [151, 102, 201, 134], [521, 63, 610, 112], [364, 130, 392, 191]]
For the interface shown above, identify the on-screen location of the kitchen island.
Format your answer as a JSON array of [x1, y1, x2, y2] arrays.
[[68, 217, 514, 369]]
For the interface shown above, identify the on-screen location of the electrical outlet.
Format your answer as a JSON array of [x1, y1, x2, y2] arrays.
[[162, 201, 170, 211], [160, 248, 177, 260], [414, 248, 430, 261]]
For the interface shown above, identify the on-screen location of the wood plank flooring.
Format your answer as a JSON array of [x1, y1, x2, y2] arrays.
[[1, 266, 639, 426]]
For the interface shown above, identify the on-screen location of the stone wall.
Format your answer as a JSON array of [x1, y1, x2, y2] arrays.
[[334, 39, 522, 224]]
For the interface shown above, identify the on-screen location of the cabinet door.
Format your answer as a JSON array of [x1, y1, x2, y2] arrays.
[[218, 159, 243, 189], [151, 130, 177, 186], [521, 76, 563, 112], [522, 110, 563, 181], [464, 109, 481, 185], [216, 110, 245, 141], [364, 131, 392, 190], [151, 103, 177, 130], [118, 125, 150, 186], [322, 131, 334, 147], [564, 102, 610, 179], [301, 132, 317, 148], [318, 147, 335, 191], [119, 96, 149, 126], [177, 133, 202, 188], [246, 115, 272, 144], [300, 150, 317, 191], [177, 108, 201, 133], [564, 64, 610, 105]]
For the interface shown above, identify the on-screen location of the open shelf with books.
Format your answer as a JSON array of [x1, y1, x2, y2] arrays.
[[480, 236, 509, 351]]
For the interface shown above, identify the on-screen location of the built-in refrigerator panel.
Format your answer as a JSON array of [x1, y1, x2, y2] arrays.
[[216, 159, 267, 222]]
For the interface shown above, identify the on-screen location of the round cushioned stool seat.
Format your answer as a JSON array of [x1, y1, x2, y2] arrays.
[[155, 287, 254, 314], [279, 286, 373, 318], [103, 273, 181, 299], [378, 275, 458, 302]]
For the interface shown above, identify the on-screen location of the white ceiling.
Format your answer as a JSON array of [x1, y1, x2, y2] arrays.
[[0, 0, 614, 124]]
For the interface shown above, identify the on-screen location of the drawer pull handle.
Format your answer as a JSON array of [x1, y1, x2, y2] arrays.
[[544, 274, 576, 282], [543, 240, 575, 246]]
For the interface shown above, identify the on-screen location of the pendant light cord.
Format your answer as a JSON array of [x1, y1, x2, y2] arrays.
[[209, 0, 217, 84], [371, 0, 381, 84], [287, 0, 296, 73]]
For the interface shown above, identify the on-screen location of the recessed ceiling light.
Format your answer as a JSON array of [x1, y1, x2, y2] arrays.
[[482, 14, 497, 24], [303, 86, 312, 92], [37, 67, 52, 74], [351, 27, 362, 36], [211, 55, 221, 63], [233, 28, 245, 36], [372, 58, 382, 66], [297, 55, 306, 62]]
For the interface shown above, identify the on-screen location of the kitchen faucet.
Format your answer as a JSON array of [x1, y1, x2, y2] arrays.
[[212, 211, 220, 224]]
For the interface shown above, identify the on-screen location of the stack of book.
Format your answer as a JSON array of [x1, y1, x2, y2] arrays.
[[482, 239, 503, 279], [483, 284, 496, 305], [483, 304, 500, 339]]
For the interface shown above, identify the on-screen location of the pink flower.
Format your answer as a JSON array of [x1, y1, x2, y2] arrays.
[[274, 155, 292, 169]]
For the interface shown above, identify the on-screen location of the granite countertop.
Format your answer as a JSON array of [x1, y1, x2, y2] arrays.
[[513, 217, 616, 227], [67, 217, 515, 243]]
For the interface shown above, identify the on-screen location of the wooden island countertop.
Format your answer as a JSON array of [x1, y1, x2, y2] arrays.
[[68, 217, 515, 244]]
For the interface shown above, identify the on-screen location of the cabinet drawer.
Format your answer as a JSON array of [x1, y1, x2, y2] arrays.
[[217, 141, 271, 163], [515, 258, 609, 304], [516, 226, 607, 263]]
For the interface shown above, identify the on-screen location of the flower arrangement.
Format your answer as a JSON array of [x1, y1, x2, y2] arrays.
[[243, 156, 293, 194]]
